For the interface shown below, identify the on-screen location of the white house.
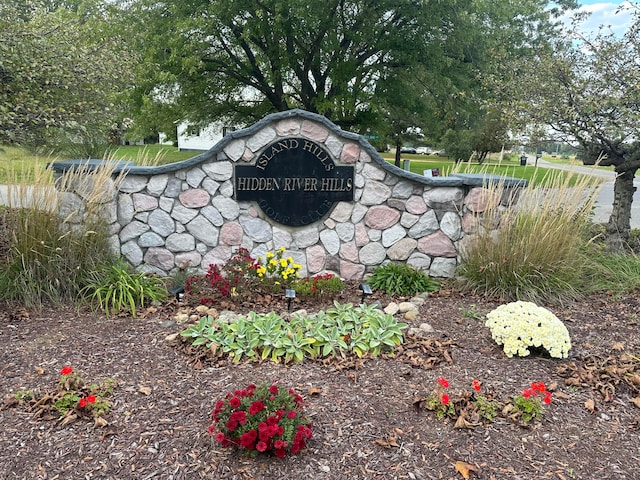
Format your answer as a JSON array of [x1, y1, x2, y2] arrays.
[[176, 121, 238, 151]]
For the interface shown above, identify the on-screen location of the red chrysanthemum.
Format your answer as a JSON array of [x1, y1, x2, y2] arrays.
[[248, 401, 265, 415]]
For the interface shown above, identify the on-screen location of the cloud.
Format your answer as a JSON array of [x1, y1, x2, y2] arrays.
[[560, 2, 634, 38]]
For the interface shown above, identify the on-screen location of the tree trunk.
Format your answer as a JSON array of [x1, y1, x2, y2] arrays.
[[606, 168, 637, 250], [394, 138, 401, 167]]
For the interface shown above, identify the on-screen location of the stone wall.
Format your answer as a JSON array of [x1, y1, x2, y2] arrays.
[[51, 110, 525, 280]]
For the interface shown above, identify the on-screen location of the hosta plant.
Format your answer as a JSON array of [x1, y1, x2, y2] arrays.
[[209, 383, 312, 457], [485, 301, 571, 358]]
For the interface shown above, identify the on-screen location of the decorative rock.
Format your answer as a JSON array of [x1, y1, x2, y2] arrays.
[[398, 302, 417, 313], [119, 175, 147, 193], [407, 252, 432, 271], [148, 209, 175, 237], [424, 187, 464, 211], [387, 238, 418, 260], [163, 177, 182, 197], [275, 118, 301, 136], [429, 257, 457, 277], [186, 167, 206, 188], [440, 211, 462, 241], [330, 202, 353, 222], [354, 223, 369, 246], [117, 195, 134, 225], [240, 215, 273, 243], [179, 189, 210, 208], [320, 229, 340, 255], [201, 246, 232, 270], [171, 204, 199, 223], [306, 244, 326, 273], [364, 205, 401, 229], [120, 220, 150, 243], [404, 309, 420, 321], [340, 261, 366, 280], [202, 161, 234, 181], [147, 175, 168, 196], [359, 242, 386, 265], [246, 127, 276, 151], [223, 140, 246, 162], [405, 195, 427, 215], [340, 143, 360, 164], [174, 252, 201, 270], [144, 247, 174, 271], [339, 241, 359, 263], [293, 226, 319, 248], [360, 181, 391, 205], [392, 180, 414, 199], [417, 230, 457, 257], [384, 302, 400, 315], [187, 215, 219, 246], [382, 224, 407, 247], [301, 120, 329, 142], [333, 223, 353, 243], [201, 206, 224, 226], [121, 240, 143, 266], [419, 322, 434, 333], [401, 212, 419, 228], [138, 231, 165, 247], [220, 222, 244, 245], [166, 233, 196, 252], [408, 210, 439, 238], [212, 196, 240, 220]]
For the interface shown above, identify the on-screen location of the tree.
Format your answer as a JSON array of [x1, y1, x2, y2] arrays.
[[508, 4, 640, 248], [0, 1, 136, 152], [129, 0, 576, 140]]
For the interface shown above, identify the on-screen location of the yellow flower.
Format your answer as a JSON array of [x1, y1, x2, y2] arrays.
[[278, 247, 286, 252], [266, 252, 274, 259], [270, 259, 278, 266], [280, 259, 288, 268]]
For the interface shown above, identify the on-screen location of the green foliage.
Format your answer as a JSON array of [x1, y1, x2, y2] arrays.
[[457, 171, 601, 304], [293, 274, 344, 299], [579, 249, 640, 295], [180, 302, 408, 364], [367, 263, 439, 296], [474, 395, 499, 422], [81, 260, 168, 317], [0, 1, 136, 149]]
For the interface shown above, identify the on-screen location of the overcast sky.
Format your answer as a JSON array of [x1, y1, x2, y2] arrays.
[[562, 1, 635, 37]]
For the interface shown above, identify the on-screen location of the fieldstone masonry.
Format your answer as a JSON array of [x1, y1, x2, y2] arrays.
[[51, 110, 525, 280]]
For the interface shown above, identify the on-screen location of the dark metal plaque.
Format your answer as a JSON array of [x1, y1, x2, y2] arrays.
[[235, 138, 354, 226]]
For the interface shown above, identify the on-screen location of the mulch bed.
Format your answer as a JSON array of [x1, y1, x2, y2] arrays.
[[1, 288, 640, 479]]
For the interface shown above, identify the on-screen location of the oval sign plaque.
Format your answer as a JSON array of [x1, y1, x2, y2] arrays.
[[235, 138, 354, 226]]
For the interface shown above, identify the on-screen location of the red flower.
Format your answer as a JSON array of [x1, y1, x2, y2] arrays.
[[60, 366, 73, 376], [229, 397, 241, 409], [248, 401, 265, 415], [86, 395, 96, 404], [472, 380, 481, 392], [256, 441, 268, 452], [543, 392, 552, 404], [214, 432, 225, 443], [523, 389, 532, 398], [269, 385, 279, 395], [436, 377, 449, 389], [239, 430, 257, 449], [287, 410, 297, 419], [275, 448, 287, 458], [441, 393, 450, 405], [78, 398, 87, 408]]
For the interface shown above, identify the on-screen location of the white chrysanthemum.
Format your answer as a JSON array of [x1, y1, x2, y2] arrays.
[[485, 301, 571, 359]]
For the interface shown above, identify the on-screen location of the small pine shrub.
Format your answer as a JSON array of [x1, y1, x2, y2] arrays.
[[367, 263, 439, 296]]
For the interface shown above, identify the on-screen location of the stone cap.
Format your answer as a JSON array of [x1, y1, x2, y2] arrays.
[[46, 109, 527, 188]]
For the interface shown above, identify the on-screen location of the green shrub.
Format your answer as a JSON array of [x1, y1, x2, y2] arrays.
[[293, 273, 344, 298], [0, 162, 124, 308], [457, 170, 602, 304], [367, 263, 439, 296], [180, 302, 408, 364], [81, 260, 168, 317]]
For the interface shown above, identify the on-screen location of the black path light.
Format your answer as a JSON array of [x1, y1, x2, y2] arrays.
[[359, 283, 372, 304], [285, 288, 296, 311], [168, 285, 185, 302]]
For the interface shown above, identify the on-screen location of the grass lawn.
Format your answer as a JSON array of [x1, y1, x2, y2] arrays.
[[1, 144, 596, 187]]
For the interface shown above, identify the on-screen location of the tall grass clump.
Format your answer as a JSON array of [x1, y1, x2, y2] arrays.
[[457, 169, 603, 304], [0, 160, 124, 308]]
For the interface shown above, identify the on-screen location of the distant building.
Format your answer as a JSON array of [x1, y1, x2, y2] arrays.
[[176, 121, 238, 151]]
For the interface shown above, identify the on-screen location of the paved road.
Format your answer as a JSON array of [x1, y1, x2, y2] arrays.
[[534, 159, 640, 228]]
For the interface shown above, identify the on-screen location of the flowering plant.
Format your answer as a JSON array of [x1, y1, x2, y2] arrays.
[[209, 383, 313, 457], [256, 247, 303, 290], [293, 273, 344, 299], [511, 381, 552, 423], [13, 365, 115, 426], [422, 377, 456, 418], [485, 301, 571, 358]]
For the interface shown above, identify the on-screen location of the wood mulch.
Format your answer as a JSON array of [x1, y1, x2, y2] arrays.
[[1, 286, 639, 479]]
